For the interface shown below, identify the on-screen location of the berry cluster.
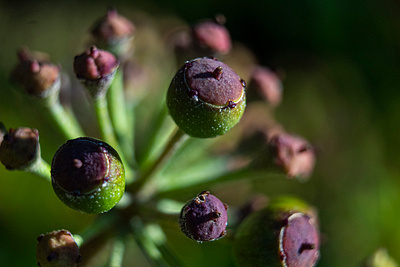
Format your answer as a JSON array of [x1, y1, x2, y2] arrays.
[[1, 8, 322, 267]]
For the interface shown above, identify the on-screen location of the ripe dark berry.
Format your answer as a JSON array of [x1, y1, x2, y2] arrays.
[[179, 191, 228, 242], [167, 57, 246, 138], [234, 196, 320, 267], [51, 137, 125, 214]]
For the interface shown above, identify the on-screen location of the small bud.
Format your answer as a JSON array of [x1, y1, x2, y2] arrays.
[[91, 8, 135, 58], [0, 127, 40, 170], [234, 196, 320, 267], [37, 230, 81, 267], [179, 191, 228, 242], [268, 133, 316, 180], [10, 48, 61, 100], [51, 137, 125, 214], [167, 57, 246, 138], [191, 16, 231, 55], [73, 46, 119, 99], [247, 66, 283, 107]]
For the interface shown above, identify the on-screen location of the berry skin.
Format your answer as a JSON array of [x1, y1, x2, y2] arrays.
[[167, 57, 246, 138], [36, 230, 81, 267], [233, 196, 320, 267], [51, 137, 125, 214], [179, 191, 228, 242]]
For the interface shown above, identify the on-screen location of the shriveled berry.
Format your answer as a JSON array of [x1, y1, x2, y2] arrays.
[[51, 137, 125, 214], [167, 57, 246, 138], [10, 48, 60, 99], [233, 196, 320, 267], [73, 46, 119, 99], [0, 127, 40, 170], [191, 17, 231, 55], [91, 8, 135, 58], [179, 191, 228, 242], [36, 230, 81, 267], [247, 66, 283, 107], [268, 133, 315, 180]]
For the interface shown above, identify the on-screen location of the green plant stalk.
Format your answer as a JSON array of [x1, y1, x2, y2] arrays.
[[25, 157, 51, 182], [94, 95, 134, 182], [108, 69, 136, 167], [41, 100, 85, 140], [107, 236, 125, 267], [128, 128, 188, 196]]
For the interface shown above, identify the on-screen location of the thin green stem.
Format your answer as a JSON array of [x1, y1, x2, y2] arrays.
[[41, 100, 85, 140], [107, 236, 126, 267], [108, 69, 136, 167], [94, 95, 134, 182], [94, 95, 119, 149], [128, 128, 188, 195], [26, 157, 51, 182]]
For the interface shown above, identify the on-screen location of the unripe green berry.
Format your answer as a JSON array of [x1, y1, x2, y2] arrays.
[[234, 196, 320, 267], [167, 57, 246, 138], [51, 137, 125, 214], [36, 230, 81, 267]]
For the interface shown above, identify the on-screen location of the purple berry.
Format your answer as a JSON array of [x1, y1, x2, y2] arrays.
[[179, 191, 228, 242], [51, 137, 125, 214]]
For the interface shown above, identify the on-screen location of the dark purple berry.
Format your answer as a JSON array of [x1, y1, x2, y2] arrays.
[[179, 191, 228, 242], [167, 57, 246, 138], [233, 196, 320, 267], [36, 230, 81, 267], [51, 137, 125, 214]]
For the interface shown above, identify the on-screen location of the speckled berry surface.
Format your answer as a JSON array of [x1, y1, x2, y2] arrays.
[[51, 137, 125, 214], [179, 191, 228, 242], [167, 57, 246, 138]]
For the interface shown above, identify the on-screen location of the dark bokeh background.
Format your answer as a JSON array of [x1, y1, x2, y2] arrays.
[[1, 0, 400, 266]]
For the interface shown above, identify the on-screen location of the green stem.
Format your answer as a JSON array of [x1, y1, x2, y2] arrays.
[[94, 95, 134, 182], [41, 100, 85, 140], [107, 236, 126, 267], [108, 69, 136, 167], [128, 128, 188, 195], [156, 167, 283, 198], [94, 95, 119, 149], [26, 157, 51, 182]]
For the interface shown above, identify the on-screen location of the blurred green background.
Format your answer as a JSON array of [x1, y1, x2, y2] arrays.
[[1, 0, 400, 266]]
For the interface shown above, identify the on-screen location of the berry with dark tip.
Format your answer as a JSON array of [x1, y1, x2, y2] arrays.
[[73, 46, 119, 99], [51, 137, 125, 214], [179, 191, 228, 242], [167, 57, 246, 138], [36, 230, 81, 267], [233, 196, 320, 267]]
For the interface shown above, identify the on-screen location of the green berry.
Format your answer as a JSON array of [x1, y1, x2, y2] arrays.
[[51, 137, 125, 214], [233, 196, 320, 267], [167, 57, 246, 138], [36, 230, 81, 267]]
